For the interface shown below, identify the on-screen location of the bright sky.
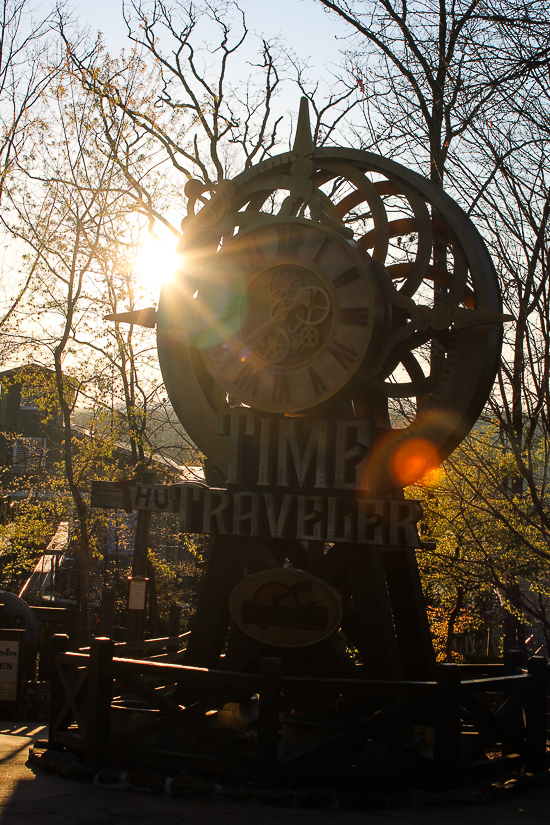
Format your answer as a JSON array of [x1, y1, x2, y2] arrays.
[[62, 0, 353, 290], [71, 0, 348, 72]]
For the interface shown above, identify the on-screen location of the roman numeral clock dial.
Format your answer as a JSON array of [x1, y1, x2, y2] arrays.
[[197, 220, 390, 413]]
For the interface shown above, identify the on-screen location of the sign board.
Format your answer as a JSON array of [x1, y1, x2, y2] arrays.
[[91, 409, 422, 548], [92, 479, 421, 548], [228, 569, 342, 647], [126, 577, 149, 613], [0, 629, 24, 704]]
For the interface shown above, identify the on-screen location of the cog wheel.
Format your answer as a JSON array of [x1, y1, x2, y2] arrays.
[[290, 335, 305, 353], [295, 287, 331, 325], [268, 267, 303, 302], [255, 327, 290, 365], [300, 326, 320, 348]]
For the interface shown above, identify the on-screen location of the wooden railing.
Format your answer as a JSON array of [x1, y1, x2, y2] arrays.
[[79, 632, 190, 662], [48, 635, 548, 785]]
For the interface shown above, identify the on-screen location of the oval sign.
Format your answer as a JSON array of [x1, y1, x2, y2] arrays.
[[228, 568, 343, 648]]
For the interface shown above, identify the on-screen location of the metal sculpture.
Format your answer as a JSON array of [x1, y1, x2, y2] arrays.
[[157, 99, 508, 493], [105, 99, 509, 683]]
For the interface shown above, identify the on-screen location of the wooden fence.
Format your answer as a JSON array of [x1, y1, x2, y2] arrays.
[[47, 634, 549, 786]]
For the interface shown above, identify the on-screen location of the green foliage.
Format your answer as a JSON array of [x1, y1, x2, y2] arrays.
[[0, 501, 57, 585], [410, 419, 550, 659]]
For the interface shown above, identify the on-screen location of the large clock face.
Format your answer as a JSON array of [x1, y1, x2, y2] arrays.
[[195, 220, 390, 413]]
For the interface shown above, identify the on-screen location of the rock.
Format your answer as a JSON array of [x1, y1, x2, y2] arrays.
[[96, 768, 125, 786], [59, 762, 78, 778], [297, 787, 334, 808], [490, 782, 507, 801], [492, 770, 520, 783], [410, 788, 443, 805], [256, 788, 295, 805], [40, 750, 79, 773], [336, 788, 388, 810], [72, 764, 97, 781], [518, 772, 540, 789], [388, 791, 419, 808], [219, 782, 255, 800], [126, 769, 166, 793], [28, 747, 43, 766], [170, 774, 216, 797], [440, 788, 489, 804], [523, 771, 545, 789]]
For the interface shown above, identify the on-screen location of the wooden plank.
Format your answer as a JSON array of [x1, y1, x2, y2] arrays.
[[222, 626, 267, 674], [114, 632, 190, 656], [90, 479, 180, 513], [257, 658, 281, 783], [99, 587, 115, 638], [525, 656, 548, 771], [114, 670, 254, 765], [459, 689, 527, 763], [460, 673, 530, 692], [50, 731, 85, 750], [234, 538, 282, 574], [182, 535, 244, 669], [110, 658, 259, 690], [310, 543, 346, 582], [48, 634, 70, 749], [85, 639, 114, 766], [433, 664, 461, 781], [382, 547, 436, 680], [342, 545, 402, 679]]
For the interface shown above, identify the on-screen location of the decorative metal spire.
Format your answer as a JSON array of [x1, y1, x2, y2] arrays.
[[292, 97, 314, 157]]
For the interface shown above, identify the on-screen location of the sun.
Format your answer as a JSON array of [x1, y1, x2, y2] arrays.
[[133, 235, 181, 293]]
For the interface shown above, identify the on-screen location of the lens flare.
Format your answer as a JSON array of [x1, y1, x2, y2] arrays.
[[391, 438, 438, 487], [134, 236, 181, 289]]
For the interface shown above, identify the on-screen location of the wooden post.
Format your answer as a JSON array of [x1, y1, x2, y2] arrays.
[[433, 663, 461, 785], [168, 603, 181, 652], [85, 637, 114, 767], [504, 647, 527, 675], [525, 655, 548, 773], [383, 547, 437, 679], [99, 587, 115, 638], [38, 623, 49, 681], [48, 634, 69, 751], [127, 470, 155, 642], [182, 534, 242, 668], [257, 657, 281, 785]]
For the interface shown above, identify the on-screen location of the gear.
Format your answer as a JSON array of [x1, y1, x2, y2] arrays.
[[300, 326, 320, 348], [290, 335, 304, 353], [268, 267, 303, 302], [295, 287, 331, 326], [255, 327, 290, 365]]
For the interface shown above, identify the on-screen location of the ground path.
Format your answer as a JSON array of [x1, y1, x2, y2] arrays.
[[1, 720, 548, 824]]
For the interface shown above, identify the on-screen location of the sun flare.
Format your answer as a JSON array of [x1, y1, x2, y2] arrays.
[[133, 236, 181, 292]]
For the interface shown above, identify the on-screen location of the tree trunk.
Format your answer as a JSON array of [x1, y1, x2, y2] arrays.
[[147, 556, 159, 637], [445, 586, 464, 661]]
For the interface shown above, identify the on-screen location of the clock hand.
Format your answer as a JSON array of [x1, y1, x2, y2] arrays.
[[220, 288, 313, 365]]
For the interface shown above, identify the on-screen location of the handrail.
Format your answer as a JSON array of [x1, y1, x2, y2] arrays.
[[53, 652, 534, 692], [78, 631, 191, 654], [113, 632, 190, 653]]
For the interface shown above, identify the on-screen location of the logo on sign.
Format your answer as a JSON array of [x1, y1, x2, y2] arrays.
[[241, 580, 328, 631], [229, 569, 342, 647]]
